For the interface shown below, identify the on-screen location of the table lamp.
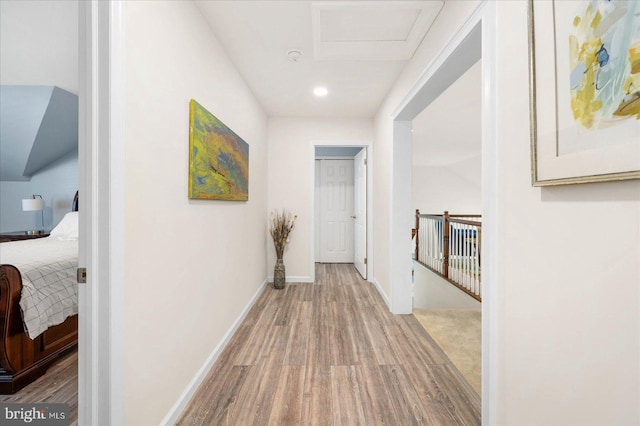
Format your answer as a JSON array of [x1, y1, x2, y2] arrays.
[[22, 195, 44, 235]]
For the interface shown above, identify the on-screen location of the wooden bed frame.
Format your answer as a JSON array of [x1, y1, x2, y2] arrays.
[[0, 266, 77, 394], [0, 191, 79, 394]]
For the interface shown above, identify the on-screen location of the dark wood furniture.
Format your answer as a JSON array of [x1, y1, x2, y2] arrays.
[[0, 191, 79, 394], [0, 232, 50, 243], [0, 265, 77, 394]]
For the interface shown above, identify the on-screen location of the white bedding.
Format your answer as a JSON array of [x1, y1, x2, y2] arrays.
[[0, 237, 78, 339]]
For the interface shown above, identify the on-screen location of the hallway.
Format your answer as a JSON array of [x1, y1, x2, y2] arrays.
[[177, 263, 480, 424]]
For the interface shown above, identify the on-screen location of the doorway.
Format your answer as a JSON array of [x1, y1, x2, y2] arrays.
[[411, 57, 483, 395], [314, 145, 369, 280], [388, 2, 497, 422], [0, 1, 80, 421], [317, 159, 355, 263]]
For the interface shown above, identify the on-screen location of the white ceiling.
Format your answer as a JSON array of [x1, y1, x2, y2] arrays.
[[195, 1, 443, 118]]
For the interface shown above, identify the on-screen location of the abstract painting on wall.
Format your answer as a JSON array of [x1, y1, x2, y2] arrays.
[[188, 99, 249, 200], [529, 0, 640, 186]]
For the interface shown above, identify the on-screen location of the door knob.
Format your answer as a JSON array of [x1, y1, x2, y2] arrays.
[[351, 215, 357, 219]]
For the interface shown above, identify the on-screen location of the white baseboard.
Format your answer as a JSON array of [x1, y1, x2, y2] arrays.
[[267, 276, 314, 283], [372, 277, 391, 309], [161, 278, 269, 425]]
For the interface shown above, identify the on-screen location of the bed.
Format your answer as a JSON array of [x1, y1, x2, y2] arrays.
[[0, 199, 79, 394]]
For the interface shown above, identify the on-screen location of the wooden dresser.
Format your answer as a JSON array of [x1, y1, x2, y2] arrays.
[[0, 232, 50, 243]]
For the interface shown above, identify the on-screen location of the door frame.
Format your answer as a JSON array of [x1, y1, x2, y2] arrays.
[[310, 142, 373, 282], [388, 0, 497, 423], [78, 0, 126, 424]]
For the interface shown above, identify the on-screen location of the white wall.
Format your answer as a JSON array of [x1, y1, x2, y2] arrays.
[[412, 60, 481, 215], [373, 0, 481, 301], [0, 0, 77, 93], [413, 263, 481, 310], [124, 2, 268, 424], [494, 2, 640, 424], [0, 150, 78, 233], [413, 157, 481, 214], [267, 117, 373, 280]]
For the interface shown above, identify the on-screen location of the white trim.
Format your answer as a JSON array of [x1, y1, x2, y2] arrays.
[[389, 120, 413, 314], [315, 156, 356, 160], [372, 278, 391, 309], [161, 278, 270, 425], [387, 0, 489, 321], [479, 2, 497, 423], [77, 2, 93, 422], [266, 276, 315, 283], [78, 1, 126, 424], [366, 145, 373, 282], [311, 140, 374, 283], [109, 1, 127, 424]]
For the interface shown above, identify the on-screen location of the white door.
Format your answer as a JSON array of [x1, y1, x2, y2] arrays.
[[319, 159, 354, 263], [315, 160, 321, 261], [353, 149, 367, 278]]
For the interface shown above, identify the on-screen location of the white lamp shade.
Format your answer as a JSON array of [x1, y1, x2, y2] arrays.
[[22, 198, 44, 211]]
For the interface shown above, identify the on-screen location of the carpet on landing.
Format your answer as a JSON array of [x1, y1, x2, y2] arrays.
[[413, 308, 481, 395]]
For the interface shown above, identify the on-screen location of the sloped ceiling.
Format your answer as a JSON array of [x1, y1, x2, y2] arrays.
[[0, 85, 78, 181], [412, 59, 482, 168], [0, 0, 78, 93]]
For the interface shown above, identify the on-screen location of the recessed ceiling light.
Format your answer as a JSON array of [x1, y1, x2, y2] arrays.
[[313, 86, 328, 97]]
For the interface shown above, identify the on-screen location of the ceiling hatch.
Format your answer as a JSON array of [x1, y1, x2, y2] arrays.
[[312, 1, 444, 61]]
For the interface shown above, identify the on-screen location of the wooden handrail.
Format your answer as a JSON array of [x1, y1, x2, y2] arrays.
[[418, 213, 481, 219], [449, 218, 482, 226]]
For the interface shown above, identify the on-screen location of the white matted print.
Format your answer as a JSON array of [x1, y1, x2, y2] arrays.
[[529, 0, 640, 186]]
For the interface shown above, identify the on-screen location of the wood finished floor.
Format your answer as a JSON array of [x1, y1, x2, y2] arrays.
[[177, 263, 480, 425], [0, 348, 78, 426]]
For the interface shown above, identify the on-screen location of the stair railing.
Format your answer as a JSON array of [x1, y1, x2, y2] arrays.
[[414, 210, 482, 301]]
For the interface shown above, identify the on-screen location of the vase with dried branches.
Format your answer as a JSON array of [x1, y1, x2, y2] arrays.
[[270, 209, 297, 289]]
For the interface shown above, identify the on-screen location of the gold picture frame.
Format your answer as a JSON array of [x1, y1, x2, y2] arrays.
[[528, 0, 640, 186]]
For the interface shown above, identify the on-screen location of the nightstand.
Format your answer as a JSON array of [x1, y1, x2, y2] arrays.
[[0, 231, 50, 243]]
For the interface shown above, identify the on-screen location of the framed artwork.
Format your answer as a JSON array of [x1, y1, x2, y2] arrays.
[[188, 99, 249, 200], [528, 0, 640, 186]]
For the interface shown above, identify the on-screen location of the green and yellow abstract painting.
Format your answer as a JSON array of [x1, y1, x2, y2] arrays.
[[569, 0, 640, 130], [189, 99, 249, 201]]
